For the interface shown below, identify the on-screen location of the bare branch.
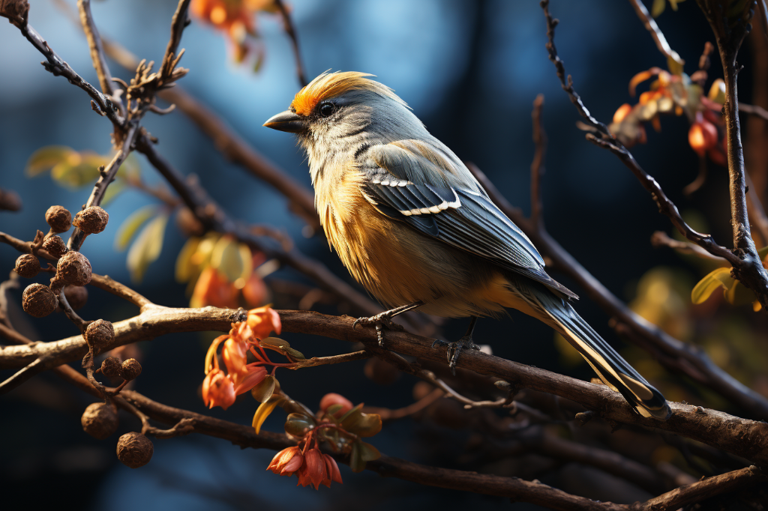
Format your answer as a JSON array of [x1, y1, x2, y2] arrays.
[[628, 0, 685, 70], [274, 0, 308, 87]]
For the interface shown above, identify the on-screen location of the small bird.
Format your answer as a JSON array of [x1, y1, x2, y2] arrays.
[[264, 71, 671, 420]]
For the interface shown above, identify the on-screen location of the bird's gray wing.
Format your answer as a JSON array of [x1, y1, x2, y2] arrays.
[[359, 143, 578, 299]]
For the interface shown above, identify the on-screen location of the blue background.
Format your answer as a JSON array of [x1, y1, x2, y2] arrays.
[[0, 0, 749, 509]]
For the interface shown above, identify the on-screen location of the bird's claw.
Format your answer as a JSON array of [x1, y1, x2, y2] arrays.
[[432, 335, 481, 374], [353, 313, 404, 347]]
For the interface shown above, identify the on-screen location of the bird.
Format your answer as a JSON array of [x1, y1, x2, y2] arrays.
[[264, 71, 671, 420]]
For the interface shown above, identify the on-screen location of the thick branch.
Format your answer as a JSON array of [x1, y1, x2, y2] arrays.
[[4, 308, 768, 466]]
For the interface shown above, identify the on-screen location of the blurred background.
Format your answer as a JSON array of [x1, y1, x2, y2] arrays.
[[1, 0, 766, 509]]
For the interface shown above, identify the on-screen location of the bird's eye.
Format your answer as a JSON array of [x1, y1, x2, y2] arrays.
[[319, 102, 336, 118]]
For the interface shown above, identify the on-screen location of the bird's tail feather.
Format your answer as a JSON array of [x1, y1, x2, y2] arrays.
[[520, 285, 671, 420]]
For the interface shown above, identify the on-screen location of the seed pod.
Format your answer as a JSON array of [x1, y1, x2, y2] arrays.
[[116, 432, 153, 468], [45, 205, 72, 233], [42, 235, 67, 258], [63, 285, 88, 310], [121, 358, 142, 381], [56, 251, 92, 286], [73, 206, 109, 234], [22, 283, 58, 317], [81, 402, 119, 440], [101, 356, 124, 380], [86, 319, 115, 349], [14, 254, 40, 278]]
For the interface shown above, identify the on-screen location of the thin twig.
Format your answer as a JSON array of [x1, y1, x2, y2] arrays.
[[364, 388, 444, 421], [77, 0, 122, 115], [274, 0, 307, 87], [740, 102, 768, 121], [8, 20, 124, 125], [628, 0, 685, 70], [292, 349, 371, 368], [651, 231, 726, 262]]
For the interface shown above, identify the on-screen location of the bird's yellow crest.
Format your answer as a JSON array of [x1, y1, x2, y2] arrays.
[[290, 71, 404, 116]]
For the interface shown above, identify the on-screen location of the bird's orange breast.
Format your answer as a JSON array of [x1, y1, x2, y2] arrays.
[[316, 171, 519, 318]]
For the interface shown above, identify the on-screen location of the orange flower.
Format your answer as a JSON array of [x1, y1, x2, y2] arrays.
[[191, 267, 238, 309], [247, 306, 282, 339], [222, 337, 248, 376], [267, 446, 304, 476], [613, 103, 632, 124], [202, 368, 236, 410], [322, 454, 343, 487], [319, 393, 353, 417], [233, 366, 267, 395], [297, 448, 326, 489], [689, 118, 718, 156]]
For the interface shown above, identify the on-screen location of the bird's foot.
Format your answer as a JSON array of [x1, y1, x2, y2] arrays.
[[353, 312, 405, 347], [432, 335, 481, 374]]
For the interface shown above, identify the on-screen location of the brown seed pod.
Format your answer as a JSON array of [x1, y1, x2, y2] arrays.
[[101, 356, 124, 380], [14, 254, 40, 278], [81, 402, 119, 440], [116, 432, 154, 468], [22, 283, 58, 317], [63, 285, 88, 310], [86, 319, 115, 349], [73, 206, 109, 234], [56, 250, 92, 286], [45, 205, 72, 233], [121, 358, 142, 381], [42, 235, 67, 258]]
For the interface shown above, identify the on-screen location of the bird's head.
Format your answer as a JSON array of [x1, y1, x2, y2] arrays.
[[264, 72, 424, 159]]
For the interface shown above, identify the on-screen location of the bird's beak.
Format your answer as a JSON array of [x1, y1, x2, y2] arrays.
[[263, 110, 306, 133]]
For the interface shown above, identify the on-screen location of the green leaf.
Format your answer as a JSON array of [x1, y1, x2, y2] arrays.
[[126, 212, 169, 282], [691, 267, 733, 304], [260, 337, 305, 361], [252, 397, 281, 434], [358, 441, 381, 462], [283, 412, 315, 437], [651, 0, 666, 17], [250, 375, 276, 403], [25, 146, 75, 177], [340, 405, 382, 438], [115, 205, 157, 251], [758, 245, 768, 260]]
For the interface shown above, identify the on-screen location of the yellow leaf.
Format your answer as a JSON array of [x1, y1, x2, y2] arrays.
[[175, 237, 201, 283], [252, 397, 280, 434], [127, 213, 169, 282], [691, 267, 732, 304], [211, 236, 245, 283], [651, 0, 666, 17], [102, 181, 125, 206], [115, 205, 157, 251], [25, 146, 75, 177]]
